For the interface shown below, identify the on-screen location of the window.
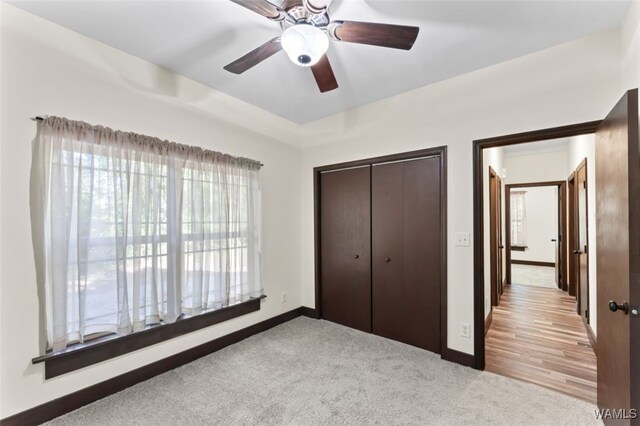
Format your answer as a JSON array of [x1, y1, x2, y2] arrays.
[[510, 190, 527, 248], [32, 117, 262, 352]]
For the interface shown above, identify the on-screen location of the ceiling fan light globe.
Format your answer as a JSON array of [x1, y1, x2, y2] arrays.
[[281, 24, 329, 67]]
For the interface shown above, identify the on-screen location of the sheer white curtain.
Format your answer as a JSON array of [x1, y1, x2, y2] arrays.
[[32, 117, 262, 351], [510, 190, 527, 246]]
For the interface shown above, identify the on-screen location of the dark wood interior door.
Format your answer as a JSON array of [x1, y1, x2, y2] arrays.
[[371, 157, 442, 353], [557, 182, 567, 291], [560, 182, 568, 292], [489, 169, 498, 306], [320, 166, 372, 332], [568, 174, 578, 298], [576, 161, 589, 321], [497, 175, 504, 295], [489, 168, 502, 305], [596, 89, 639, 420]]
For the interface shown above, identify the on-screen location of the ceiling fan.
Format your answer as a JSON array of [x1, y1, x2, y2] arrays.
[[224, 0, 420, 93]]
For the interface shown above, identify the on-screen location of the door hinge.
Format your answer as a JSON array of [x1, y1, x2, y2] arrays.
[[585, 309, 589, 320], [583, 181, 587, 189]]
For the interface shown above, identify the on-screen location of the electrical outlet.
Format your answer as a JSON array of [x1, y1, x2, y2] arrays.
[[455, 232, 470, 247], [281, 292, 287, 304], [460, 322, 471, 338]]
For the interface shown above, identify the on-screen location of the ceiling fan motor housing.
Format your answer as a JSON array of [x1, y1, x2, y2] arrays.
[[280, 5, 330, 29]]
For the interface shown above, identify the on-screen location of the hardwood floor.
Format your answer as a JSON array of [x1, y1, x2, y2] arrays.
[[485, 283, 597, 403]]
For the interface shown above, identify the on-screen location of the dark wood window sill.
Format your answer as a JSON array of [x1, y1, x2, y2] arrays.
[[511, 246, 528, 252], [32, 295, 266, 379]]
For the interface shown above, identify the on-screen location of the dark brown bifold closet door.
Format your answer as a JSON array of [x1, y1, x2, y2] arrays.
[[320, 166, 372, 332], [371, 157, 442, 353]]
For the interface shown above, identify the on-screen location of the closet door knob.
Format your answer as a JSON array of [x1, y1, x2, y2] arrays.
[[354, 254, 359, 259], [384, 257, 391, 263]]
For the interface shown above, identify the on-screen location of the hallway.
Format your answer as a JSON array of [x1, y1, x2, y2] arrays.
[[485, 284, 597, 402]]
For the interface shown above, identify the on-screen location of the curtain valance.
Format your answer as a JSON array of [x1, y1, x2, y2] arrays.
[[39, 116, 262, 170]]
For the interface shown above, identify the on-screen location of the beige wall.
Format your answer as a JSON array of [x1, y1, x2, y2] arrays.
[[622, 0, 640, 91], [505, 150, 569, 184], [298, 29, 622, 356], [0, 4, 302, 418], [504, 150, 568, 264]]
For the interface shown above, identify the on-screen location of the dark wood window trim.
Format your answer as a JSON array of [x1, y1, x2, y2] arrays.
[[32, 295, 266, 379], [511, 259, 555, 268]]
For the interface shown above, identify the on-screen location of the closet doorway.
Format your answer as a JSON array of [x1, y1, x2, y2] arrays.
[[313, 147, 447, 355]]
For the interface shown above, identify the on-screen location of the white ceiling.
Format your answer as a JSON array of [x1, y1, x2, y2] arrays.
[[10, 0, 631, 123]]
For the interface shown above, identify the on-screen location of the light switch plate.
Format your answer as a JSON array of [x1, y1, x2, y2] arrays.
[[455, 232, 470, 247], [460, 322, 471, 338]]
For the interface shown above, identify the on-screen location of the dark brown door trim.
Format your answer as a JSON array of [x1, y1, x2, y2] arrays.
[[473, 120, 601, 370], [313, 146, 450, 359], [504, 180, 566, 287], [505, 181, 567, 188], [489, 167, 499, 307], [575, 159, 590, 322], [559, 181, 568, 291]]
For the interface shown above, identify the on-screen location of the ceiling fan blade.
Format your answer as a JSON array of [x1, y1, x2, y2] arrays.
[[311, 54, 338, 93], [224, 37, 282, 74], [331, 21, 420, 50], [303, 0, 334, 14], [230, 0, 285, 20]]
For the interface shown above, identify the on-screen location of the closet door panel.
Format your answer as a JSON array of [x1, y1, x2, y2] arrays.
[[320, 167, 372, 332], [372, 158, 442, 352], [371, 163, 405, 340], [403, 158, 441, 353]]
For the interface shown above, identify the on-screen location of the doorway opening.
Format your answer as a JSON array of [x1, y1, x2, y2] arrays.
[[504, 180, 567, 291], [477, 129, 599, 402], [473, 90, 639, 415]]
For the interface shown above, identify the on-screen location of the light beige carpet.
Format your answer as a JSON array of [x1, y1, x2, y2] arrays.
[[511, 264, 558, 288], [46, 317, 600, 425]]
